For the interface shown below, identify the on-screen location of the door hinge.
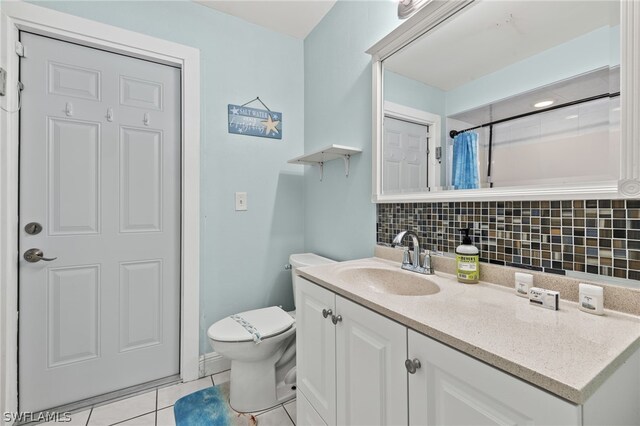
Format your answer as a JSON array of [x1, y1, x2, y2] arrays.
[[15, 41, 25, 57]]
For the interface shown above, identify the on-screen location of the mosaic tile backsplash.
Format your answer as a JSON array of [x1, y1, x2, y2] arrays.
[[376, 200, 640, 282]]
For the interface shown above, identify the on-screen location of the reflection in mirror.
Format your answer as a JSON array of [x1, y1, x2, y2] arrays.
[[382, 0, 620, 194]]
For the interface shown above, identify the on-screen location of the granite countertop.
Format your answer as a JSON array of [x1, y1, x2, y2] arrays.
[[296, 257, 640, 405]]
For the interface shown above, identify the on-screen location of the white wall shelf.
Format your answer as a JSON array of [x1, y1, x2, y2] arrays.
[[288, 144, 362, 181]]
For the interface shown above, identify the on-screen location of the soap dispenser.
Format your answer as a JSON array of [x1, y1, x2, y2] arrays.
[[456, 228, 479, 284]]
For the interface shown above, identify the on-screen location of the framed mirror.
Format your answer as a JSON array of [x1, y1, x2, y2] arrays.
[[368, 0, 640, 203]]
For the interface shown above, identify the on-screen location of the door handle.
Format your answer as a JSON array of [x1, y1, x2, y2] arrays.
[[331, 314, 342, 325], [23, 248, 57, 263], [322, 309, 332, 319], [405, 358, 421, 374]]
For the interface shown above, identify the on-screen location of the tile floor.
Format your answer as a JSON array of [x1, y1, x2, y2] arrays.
[[41, 370, 297, 426]]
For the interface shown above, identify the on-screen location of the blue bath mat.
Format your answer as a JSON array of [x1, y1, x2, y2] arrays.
[[174, 382, 257, 426]]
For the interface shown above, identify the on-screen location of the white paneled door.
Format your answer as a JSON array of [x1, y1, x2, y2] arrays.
[[383, 116, 428, 193], [18, 33, 181, 412]]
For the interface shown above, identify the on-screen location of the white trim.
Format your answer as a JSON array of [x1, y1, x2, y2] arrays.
[[383, 101, 442, 189], [366, 0, 474, 62], [373, 181, 620, 204], [384, 101, 440, 125], [0, 2, 200, 419], [199, 352, 232, 378], [619, 0, 640, 197], [371, 59, 383, 203], [0, 8, 20, 422], [369, 0, 639, 203]]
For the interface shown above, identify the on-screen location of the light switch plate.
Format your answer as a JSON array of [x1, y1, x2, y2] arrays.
[[235, 192, 247, 211], [0, 68, 7, 97]]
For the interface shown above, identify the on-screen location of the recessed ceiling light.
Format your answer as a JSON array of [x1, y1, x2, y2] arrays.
[[565, 115, 579, 120], [534, 100, 554, 108]]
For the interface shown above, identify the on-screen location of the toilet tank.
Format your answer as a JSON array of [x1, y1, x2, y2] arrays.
[[289, 253, 335, 309]]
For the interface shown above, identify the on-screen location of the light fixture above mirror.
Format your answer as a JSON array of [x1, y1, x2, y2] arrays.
[[397, 0, 429, 19]]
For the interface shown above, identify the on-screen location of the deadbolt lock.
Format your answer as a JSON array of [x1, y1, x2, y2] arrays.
[[24, 222, 43, 235]]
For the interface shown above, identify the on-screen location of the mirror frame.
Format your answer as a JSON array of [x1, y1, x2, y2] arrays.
[[368, 0, 640, 203]]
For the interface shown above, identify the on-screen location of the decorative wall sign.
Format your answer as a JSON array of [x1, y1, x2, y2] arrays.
[[228, 100, 282, 140]]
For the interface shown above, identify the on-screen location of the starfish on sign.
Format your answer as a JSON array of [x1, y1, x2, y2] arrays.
[[230, 106, 240, 115], [261, 115, 280, 135]]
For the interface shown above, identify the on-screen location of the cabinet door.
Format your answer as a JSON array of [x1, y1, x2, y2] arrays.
[[298, 390, 329, 426], [336, 296, 408, 426], [296, 276, 337, 425], [408, 330, 581, 426]]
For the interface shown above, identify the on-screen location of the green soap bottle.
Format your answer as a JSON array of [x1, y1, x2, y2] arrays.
[[456, 228, 479, 284]]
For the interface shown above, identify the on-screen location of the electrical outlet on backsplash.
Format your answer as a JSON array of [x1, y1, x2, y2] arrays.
[[377, 199, 640, 282]]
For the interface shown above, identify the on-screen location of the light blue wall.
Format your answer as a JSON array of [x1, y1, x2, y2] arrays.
[[30, 1, 306, 354], [303, 0, 400, 261], [384, 70, 446, 114], [446, 25, 620, 115]]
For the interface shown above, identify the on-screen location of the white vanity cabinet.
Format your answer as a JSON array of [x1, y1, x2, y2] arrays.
[[407, 330, 580, 425], [295, 276, 408, 426], [296, 275, 639, 426]]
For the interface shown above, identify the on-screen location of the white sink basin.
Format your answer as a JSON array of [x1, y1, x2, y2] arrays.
[[336, 267, 440, 296]]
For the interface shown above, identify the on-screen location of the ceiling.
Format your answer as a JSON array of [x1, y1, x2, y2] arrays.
[[385, 0, 619, 91], [195, 0, 337, 39]]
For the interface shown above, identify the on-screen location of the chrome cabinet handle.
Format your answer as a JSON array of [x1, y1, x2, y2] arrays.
[[322, 309, 333, 319], [405, 358, 421, 374], [23, 248, 57, 263], [331, 314, 342, 325]]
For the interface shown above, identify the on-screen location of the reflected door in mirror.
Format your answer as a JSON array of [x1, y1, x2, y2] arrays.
[[383, 116, 429, 194]]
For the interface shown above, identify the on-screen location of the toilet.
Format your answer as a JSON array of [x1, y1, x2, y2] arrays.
[[207, 253, 335, 413]]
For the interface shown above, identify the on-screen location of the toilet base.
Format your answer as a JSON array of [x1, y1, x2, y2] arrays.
[[228, 361, 296, 413], [275, 378, 296, 406]]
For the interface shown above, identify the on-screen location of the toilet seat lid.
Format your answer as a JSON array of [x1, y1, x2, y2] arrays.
[[208, 306, 294, 343]]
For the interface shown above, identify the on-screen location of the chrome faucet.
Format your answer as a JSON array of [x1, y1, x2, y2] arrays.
[[392, 231, 434, 275]]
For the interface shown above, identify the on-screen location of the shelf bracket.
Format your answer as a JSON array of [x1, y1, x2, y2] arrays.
[[287, 145, 361, 181], [343, 155, 351, 178]]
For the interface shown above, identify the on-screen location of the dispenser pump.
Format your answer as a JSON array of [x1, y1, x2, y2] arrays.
[[461, 228, 472, 245]]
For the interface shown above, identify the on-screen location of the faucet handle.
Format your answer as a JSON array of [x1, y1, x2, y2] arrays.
[[402, 248, 411, 265], [422, 250, 434, 274]]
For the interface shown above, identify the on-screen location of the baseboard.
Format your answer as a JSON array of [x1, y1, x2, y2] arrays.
[[199, 351, 231, 377]]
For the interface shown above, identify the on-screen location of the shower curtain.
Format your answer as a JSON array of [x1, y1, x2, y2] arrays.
[[451, 131, 480, 190]]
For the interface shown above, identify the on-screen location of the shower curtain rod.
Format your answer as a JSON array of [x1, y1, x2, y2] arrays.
[[449, 92, 620, 139]]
